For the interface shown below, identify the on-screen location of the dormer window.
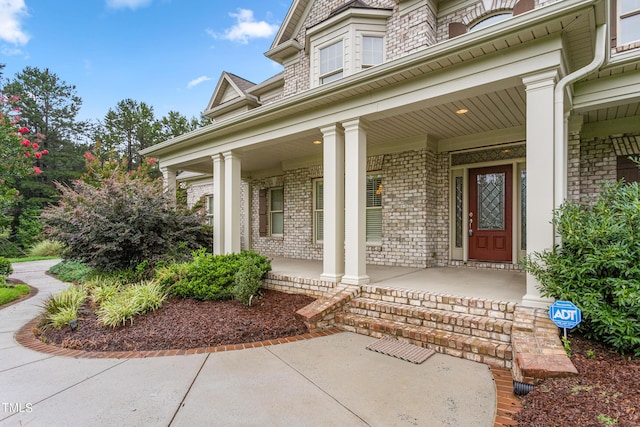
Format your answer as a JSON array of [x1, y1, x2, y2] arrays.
[[362, 36, 384, 68], [320, 40, 344, 84], [619, 0, 640, 45], [306, 3, 393, 87]]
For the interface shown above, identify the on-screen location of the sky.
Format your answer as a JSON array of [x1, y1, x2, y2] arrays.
[[0, 0, 292, 122]]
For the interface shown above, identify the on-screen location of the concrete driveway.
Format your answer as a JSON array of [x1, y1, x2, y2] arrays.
[[1, 260, 497, 427]]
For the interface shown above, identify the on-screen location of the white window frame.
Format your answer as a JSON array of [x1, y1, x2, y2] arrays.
[[618, 0, 640, 46], [269, 187, 284, 236], [319, 40, 344, 84], [313, 175, 382, 244], [205, 195, 214, 227], [360, 35, 384, 69]]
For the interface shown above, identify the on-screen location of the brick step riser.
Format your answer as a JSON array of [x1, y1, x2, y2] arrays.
[[347, 300, 512, 343], [360, 286, 517, 320], [335, 312, 513, 369]]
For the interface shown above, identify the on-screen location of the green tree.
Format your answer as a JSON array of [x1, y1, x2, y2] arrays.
[[159, 110, 209, 140], [100, 99, 162, 171]]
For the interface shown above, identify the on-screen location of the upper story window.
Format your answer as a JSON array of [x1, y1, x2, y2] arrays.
[[362, 36, 383, 68], [306, 6, 393, 88], [619, 0, 640, 45], [320, 40, 344, 84]]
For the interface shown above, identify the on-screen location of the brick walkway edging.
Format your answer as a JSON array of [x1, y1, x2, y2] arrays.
[[14, 317, 343, 358], [15, 317, 522, 425]]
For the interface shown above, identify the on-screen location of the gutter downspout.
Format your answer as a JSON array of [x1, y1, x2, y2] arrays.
[[554, 24, 607, 234]]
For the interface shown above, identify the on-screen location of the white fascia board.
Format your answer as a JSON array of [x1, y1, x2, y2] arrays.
[[581, 116, 640, 140], [141, 0, 595, 158], [573, 70, 640, 111]]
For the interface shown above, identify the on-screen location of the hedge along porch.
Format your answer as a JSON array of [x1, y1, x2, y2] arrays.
[[142, 0, 639, 309]]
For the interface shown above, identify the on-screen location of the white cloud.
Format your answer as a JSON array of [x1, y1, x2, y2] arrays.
[[0, 0, 30, 45], [1, 45, 25, 56], [187, 75, 211, 89], [106, 0, 152, 10], [212, 9, 278, 44]]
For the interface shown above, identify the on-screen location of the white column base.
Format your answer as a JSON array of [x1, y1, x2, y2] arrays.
[[341, 274, 370, 285], [521, 294, 554, 309], [320, 273, 344, 283]]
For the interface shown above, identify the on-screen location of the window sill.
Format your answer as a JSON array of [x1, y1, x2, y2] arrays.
[[613, 41, 640, 54]]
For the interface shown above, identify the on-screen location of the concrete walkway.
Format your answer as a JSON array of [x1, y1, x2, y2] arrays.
[[1, 261, 497, 427]]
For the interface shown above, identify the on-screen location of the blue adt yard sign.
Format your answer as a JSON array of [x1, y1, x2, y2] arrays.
[[549, 301, 582, 329]]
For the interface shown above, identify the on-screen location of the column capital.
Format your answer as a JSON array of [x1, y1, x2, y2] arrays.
[[320, 123, 344, 138], [222, 150, 242, 160], [568, 114, 584, 134], [522, 69, 558, 90], [211, 153, 224, 162], [342, 117, 369, 133]]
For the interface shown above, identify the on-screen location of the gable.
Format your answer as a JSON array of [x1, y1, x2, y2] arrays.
[[203, 72, 259, 121]]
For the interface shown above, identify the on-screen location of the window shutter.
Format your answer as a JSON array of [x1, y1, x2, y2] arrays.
[[513, 0, 534, 16], [259, 189, 268, 237], [448, 22, 467, 39]]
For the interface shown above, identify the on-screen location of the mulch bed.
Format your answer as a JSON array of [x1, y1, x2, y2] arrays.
[[36, 289, 315, 352], [515, 335, 640, 427]]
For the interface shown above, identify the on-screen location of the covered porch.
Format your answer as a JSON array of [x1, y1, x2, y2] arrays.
[[269, 256, 526, 303]]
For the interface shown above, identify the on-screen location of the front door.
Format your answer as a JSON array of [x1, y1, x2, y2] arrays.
[[468, 165, 512, 262]]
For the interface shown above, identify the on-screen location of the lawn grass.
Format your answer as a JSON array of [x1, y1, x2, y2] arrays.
[[8, 256, 60, 263], [0, 284, 30, 306]]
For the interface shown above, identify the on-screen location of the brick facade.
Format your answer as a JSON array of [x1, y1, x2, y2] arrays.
[[281, 0, 555, 98]]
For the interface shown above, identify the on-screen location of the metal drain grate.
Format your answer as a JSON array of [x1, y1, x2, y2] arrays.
[[366, 336, 435, 364]]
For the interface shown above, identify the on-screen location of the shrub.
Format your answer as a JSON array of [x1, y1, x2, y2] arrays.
[[96, 280, 167, 327], [48, 260, 93, 283], [232, 261, 264, 306], [28, 240, 64, 257], [40, 285, 87, 330], [0, 257, 12, 276], [523, 181, 640, 356], [41, 174, 212, 272], [157, 250, 271, 301]]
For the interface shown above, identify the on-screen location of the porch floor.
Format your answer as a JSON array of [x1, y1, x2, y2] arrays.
[[269, 256, 526, 303]]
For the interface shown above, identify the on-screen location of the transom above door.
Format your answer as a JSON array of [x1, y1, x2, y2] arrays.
[[468, 165, 513, 262]]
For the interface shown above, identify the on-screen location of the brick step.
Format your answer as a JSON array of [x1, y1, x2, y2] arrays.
[[347, 298, 512, 343], [359, 285, 517, 320], [335, 312, 513, 368]]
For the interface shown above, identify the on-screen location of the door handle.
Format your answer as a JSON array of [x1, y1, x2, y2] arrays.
[[468, 213, 473, 237]]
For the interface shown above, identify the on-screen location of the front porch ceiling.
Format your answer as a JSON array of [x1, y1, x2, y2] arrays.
[[178, 84, 528, 175]]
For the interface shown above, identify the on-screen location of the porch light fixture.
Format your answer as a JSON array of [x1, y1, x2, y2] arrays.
[[313, 140, 322, 145], [455, 108, 469, 115]]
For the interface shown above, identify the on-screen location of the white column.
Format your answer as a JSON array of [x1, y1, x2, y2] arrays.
[[212, 154, 225, 255], [342, 118, 369, 285], [320, 124, 345, 282], [223, 150, 242, 254], [521, 70, 558, 308], [161, 167, 176, 203]]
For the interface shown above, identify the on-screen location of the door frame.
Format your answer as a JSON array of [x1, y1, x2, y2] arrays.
[[449, 155, 526, 264]]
